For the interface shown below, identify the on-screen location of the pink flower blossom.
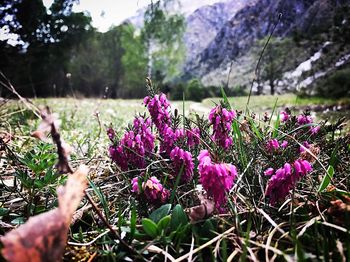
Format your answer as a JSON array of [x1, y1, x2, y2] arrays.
[[297, 115, 313, 125], [280, 140, 288, 148], [266, 139, 280, 152], [108, 116, 155, 170], [264, 168, 274, 176], [144, 177, 170, 203], [132, 176, 170, 203], [107, 127, 116, 141], [265, 160, 312, 205], [144, 93, 172, 132], [310, 126, 320, 135], [209, 105, 236, 149], [109, 145, 128, 170], [131, 177, 140, 193], [170, 147, 194, 183], [280, 111, 290, 122], [198, 150, 238, 210], [293, 159, 312, 178]]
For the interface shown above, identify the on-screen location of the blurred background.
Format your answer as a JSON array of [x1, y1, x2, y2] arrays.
[[1, 0, 350, 100]]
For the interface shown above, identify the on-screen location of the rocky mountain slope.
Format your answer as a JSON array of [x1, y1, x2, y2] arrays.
[[183, 0, 255, 64], [184, 0, 350, 92], [127, 0, 350, 95]]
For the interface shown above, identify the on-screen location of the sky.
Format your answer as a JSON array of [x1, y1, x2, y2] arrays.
[[43, 0, 226, 32]]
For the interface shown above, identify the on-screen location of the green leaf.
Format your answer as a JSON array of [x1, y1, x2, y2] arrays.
[[329, 141, 340, 167], [157, 215, 171, 232], [130, 203, 137, 240], [88, 179, 110, 221], [248, 118, 262, 141], [170, 204, 188, 231], [220, 86, 232, 109], [149, 204, 171, 223], [142, 218, 159, 238], [0, 208, 9, 217], [318, 166, 335, 192], [272, 111, 280, 138]]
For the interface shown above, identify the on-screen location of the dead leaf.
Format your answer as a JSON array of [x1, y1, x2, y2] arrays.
[[31, 130, 47, 142], [31, 107, 72, 173], [188, 198, 215, 222], [300, 144, 320, 163], [1, 165, 89, 262]]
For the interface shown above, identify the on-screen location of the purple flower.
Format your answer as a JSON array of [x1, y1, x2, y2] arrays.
[[265, 159, 312, 205], [310, 126, 320, 135], [297, 115, 313, 125], [299, 141, 310, 153], [209, 105, 236, 149], [144, 93, 171, 132], [186, 128, 200, 148], [107, 127, 116, 141], [131, 177, 140, 193], [198, 150, 238, 210], [294, 159, 312, 178], [266, 139, 280, 152], [108, 116, 155, 170], [264, 168, 274, 176], [280, 111, 290, 122], [280, 140, 288, 148], [170, 147, 194, 183], [132, 176, 170, 203], [143, 176, 170, 203]]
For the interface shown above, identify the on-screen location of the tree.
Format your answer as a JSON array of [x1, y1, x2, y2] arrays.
[[0, 0, 92, 97], [119, 23, 148, 98], [142, 0, 185, 85], [260, 38, 292, 95]]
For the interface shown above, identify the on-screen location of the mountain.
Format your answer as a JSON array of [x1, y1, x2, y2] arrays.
[[183, 0, 255, 65], [184, 0, 350, 93], [127, 0, 350, 95]]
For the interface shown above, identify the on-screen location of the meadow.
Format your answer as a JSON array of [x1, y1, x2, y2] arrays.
[[0, 93, 349, 261]]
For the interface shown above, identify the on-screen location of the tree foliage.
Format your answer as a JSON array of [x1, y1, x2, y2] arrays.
[[0, 0, 92, 97], [0, 0, 185, 98], [142, 0, 186, 83]]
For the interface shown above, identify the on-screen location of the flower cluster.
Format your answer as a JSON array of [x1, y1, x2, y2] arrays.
[[159, 127, 185, 154], [265, 159, 312, 205], [131, 176, 170, 203], [266, 139, 288, 152], [108, 116, 155, 170], [170, 147, 194, 183], [143, 93, 183, 155], [296, 113, 321, 135], [280, 111, 290, 122], [297, 114, 313, 125], [209, 105, 236, 149], [198, 150, 238, 210], [144, 93, 171, 133]]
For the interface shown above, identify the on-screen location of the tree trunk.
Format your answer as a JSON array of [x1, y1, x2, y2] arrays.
[[270, 79, 275, 95]]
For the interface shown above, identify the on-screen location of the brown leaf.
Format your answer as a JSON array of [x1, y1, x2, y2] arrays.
[[1, 165, 89, 262], [188, 198, 215, 222], [300, 144, 320, 163], [31, 130, 47, 142], [31, 107, 73, 174]]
